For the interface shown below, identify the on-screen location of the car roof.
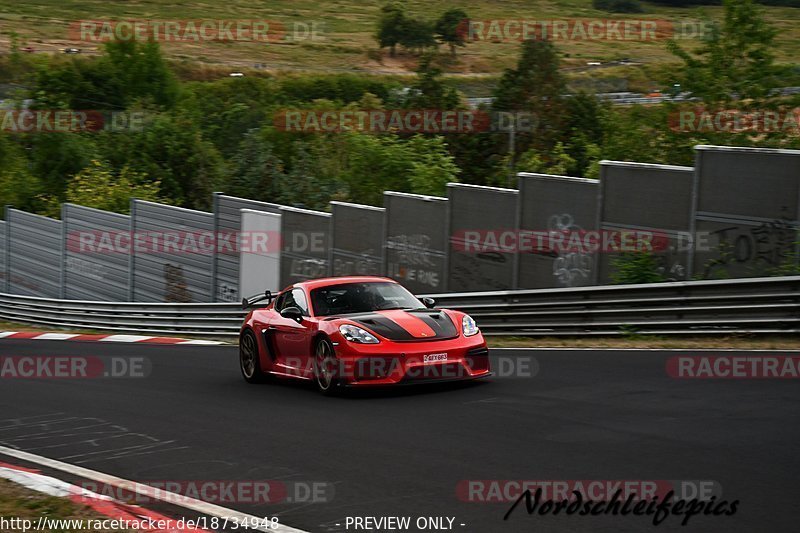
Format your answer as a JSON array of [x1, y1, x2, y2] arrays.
[[292, 276, 397, 291]]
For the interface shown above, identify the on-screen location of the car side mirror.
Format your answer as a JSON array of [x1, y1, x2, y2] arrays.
[[280, 306, 304, 321], [422, 297, 436, 309]]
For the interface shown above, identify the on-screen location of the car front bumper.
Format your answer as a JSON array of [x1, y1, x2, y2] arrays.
[[331, 335, 491, 386]]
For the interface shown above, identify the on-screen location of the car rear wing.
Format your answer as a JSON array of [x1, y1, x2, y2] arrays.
[[242, 290, 275, 309]]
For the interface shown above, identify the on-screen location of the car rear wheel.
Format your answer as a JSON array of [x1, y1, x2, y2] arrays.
[[240, 330, 266, 383], [314, 338, 340, 395]]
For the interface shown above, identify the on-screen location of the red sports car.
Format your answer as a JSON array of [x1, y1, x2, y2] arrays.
[[238, 276, 491, 394]]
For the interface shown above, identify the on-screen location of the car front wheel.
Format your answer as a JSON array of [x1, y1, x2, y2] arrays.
[[314, 338, 340, 395], [240, 330, 266, 384]]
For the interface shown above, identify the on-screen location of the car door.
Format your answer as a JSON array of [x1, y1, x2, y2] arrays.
[[270, 288, 314, 377]]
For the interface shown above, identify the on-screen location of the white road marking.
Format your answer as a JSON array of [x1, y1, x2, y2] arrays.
[[0, 331, 227, 345], [98, 335, 153, 343], [0, 445, 311, 533], [0, 413, 65, 424], [0, 417, 81, 431], [33, 333, 80, 340], [0, 465, 78, 498]]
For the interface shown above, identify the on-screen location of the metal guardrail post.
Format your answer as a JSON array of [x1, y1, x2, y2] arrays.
[[128, 198, 136, 302], [60, 203, 67, 299], [3, 205, 9, 294], [211, 191, 221, 302]]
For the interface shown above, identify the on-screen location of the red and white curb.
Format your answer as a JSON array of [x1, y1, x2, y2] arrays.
[[0, 332, 225, 345], [0, 460, 207, 533], [0, 446, 308, 533]]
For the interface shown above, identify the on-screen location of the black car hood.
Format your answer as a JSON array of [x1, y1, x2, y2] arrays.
[[329, 309, 459, 342]]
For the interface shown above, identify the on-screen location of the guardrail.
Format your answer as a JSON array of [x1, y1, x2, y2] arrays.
[[0, 276, 798, 338], [431, 276, 800, 336]]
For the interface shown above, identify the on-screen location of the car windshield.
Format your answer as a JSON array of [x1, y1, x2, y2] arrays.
[[310, 282, 423, 316]]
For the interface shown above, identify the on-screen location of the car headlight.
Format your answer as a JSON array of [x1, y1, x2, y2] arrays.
[[339, 324, 380, 344], [462, 314, 479, 337]]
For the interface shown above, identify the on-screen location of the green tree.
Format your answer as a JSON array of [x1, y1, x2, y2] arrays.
[[57, 159, 162, 215], [404, 55, 461, 109], [611, 252, 668, 284], [600, 104, 696, 167], [400, 18, 437, 54], [33, 40, 179, 111], [376, 3, 436, 56], [28, 134, 99, 203], [435, 8, 469, 56], [175, 76, 280, 157], [276, 142, 341, 209], [377, 2, 407, 57], [593, 0, 644, 13], [493, 39, 567, 161], [0, 133, 42, 212], [405, 135, 460, 195], [337, 133, 459, 205], [667, 0, 778, 106], [502, 142, 576, 180], [101, 113, 225, 210], [562, 92, 608, 177], [227, 129, 286, 202]]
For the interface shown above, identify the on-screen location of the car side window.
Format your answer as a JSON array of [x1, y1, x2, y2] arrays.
[[274, 291, 290, 312], [292, 288, 309, 316]]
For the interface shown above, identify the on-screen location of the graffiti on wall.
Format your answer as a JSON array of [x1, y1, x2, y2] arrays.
[[66, 256, 108, 282], [164, 263, 192, 303], [386, 233, 441, 289], [548, 213, 592, 287], [702, 215, 798, 278], [333, 250, 382, 277], [290, 258, 328, 280], [216, 282, 238, 302]]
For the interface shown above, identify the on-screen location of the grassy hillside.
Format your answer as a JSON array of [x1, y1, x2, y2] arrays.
[[0, 0, 798, 75]]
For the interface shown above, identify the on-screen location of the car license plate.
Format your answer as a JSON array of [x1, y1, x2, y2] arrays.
[[423, 353, 448, 363]]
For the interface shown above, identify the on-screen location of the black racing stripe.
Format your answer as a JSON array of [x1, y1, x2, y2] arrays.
[[333, 310, 459, 342], [351, 311, 457, 341], [409, 311, 459, 340], [350, 314, 415, 341]]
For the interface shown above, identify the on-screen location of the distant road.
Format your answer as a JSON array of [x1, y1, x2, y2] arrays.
[[468, 87, 800, 108]]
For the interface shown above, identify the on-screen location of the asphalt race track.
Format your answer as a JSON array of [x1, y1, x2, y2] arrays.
[[1, 339, 798, 533]]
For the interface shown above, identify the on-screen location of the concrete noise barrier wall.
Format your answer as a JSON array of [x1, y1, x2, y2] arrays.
[[63, 203, 131, 301], [383, 191, 448, 294], [447, 183, 518, 292], [692, 146, 800, 280], [597, 162, 694, 284], [330, 201, 385, 277], [130, 200, 214, 302], [279, 206, 331, 287], [6, 208, 62, 298], [517, 173, 599, 288]]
